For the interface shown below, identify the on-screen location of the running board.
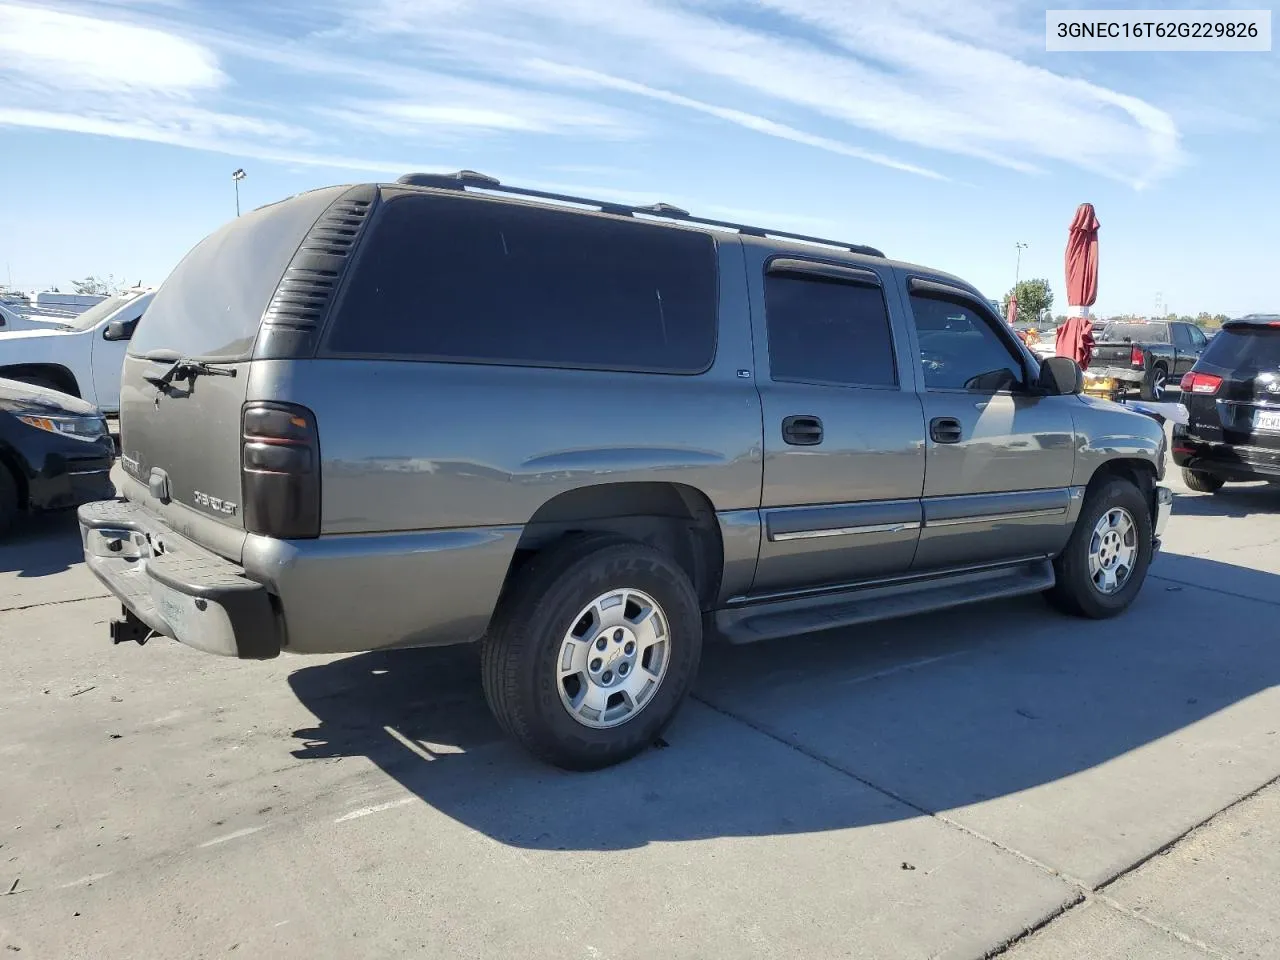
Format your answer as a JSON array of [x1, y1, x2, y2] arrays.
[[714, 559, 1056, 645]]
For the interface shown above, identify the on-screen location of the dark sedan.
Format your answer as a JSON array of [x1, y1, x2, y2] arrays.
[[0, 377, 115, 536], [1172, 315, 1280, 492]]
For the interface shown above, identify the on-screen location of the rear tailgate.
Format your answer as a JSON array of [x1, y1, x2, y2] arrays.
[[119, 186, 347, 562]]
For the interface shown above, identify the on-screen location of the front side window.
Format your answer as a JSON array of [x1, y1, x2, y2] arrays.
[[908, 294, 1024, 392], [1172, 323, 1193, 349], [324, 194, 718, 374], [764, 272, 897, 388], [1188, 325, 1208, 348]]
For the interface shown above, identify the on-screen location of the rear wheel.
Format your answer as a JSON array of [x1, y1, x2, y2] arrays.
[[1141, 364, 1169, 401], [1047, 477, 1153, 619], [481, 535, 703, 770], [1182, 468, 1225, 493]]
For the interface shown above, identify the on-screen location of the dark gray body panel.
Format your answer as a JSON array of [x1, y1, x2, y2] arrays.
[[84, 180, 1170, 658]]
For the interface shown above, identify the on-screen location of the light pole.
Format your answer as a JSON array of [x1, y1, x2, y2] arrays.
[[1014, 241, 1028, 290], [232, 168, 246, 217]]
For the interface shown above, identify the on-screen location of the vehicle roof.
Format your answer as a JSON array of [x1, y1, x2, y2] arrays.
[[1225, 314, 1280, 328], [370, 172, 991, 304]]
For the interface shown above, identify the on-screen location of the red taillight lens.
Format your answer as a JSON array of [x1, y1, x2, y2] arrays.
[[1130, 345, 1144, 366], [1180, 372, 1222, 395], [241, 401, 320, 539]]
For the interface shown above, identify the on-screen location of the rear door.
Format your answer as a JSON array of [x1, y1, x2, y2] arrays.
[[1170, 322, 1203, 378], [119, 186, 347, 560], [900, 276, 1077, 571], [749, 251, 926, 596]]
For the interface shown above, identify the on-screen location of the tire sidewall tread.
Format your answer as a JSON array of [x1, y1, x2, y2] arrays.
[[1049, 477, 1153, 619], [481, 535, 702, 771]]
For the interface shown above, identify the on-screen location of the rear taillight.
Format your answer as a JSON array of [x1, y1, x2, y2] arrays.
[[1180, 372, 1223, 395], [241, 402, 320, 539], [1130, 345, 1144, 367]]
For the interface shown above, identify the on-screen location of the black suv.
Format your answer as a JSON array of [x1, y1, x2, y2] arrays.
[[1173, 315, 1280, 492]]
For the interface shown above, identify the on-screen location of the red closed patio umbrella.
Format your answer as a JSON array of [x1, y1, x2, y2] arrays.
[[1055, 203, 1099, 367]]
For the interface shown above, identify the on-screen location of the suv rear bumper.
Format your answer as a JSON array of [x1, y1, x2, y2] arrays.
[[79, 500, 282, 659], [1171, 426, 1280, 481]]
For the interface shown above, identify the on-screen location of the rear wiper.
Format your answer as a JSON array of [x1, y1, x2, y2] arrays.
[[141, 351, 237, 387]]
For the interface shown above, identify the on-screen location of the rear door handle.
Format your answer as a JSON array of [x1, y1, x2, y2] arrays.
[[782, 415, 823, 446], [930, 416, 963, 444]]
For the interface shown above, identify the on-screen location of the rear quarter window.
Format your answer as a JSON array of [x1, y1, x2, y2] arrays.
[[1201, 327, 1280, 370], [130, 187, 345, 361], [323, 193, 718, 374]]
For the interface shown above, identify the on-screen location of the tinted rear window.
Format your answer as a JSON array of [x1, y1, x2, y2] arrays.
[[130, 187, 344, 361], [765, 273, 897, 387], [324, 193, 717, 374], [1201, 327, 1280, 371], [1101, 322, 1169, 343]]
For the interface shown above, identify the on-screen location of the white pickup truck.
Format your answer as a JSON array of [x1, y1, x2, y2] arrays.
[[0, 288, 154, 414]]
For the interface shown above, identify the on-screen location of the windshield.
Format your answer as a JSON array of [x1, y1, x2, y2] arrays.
[[61, 293, 140, 332]]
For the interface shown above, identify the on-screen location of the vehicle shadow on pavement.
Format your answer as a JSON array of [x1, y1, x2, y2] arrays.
[[1172, 484, 1280, 518], [287, 551, 1280, 851], [0, 511, 83, 577]]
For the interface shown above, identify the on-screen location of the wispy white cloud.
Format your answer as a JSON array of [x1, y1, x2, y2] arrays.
[[0, 2, 222, 94], [0, 0, 1196, 190], [526, 60, 945, 180]]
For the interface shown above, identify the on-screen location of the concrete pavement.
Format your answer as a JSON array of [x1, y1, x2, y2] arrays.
[[1, 469, 1277, 959]]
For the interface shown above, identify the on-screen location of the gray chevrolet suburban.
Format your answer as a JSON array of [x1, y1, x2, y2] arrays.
[[80, 171, 1172, 770]]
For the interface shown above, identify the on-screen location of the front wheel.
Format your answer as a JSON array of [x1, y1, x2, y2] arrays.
[[481, 535, 703, 770], [1046, 477, 1154, 619]]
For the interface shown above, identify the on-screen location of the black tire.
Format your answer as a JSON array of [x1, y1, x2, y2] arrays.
[[0, 465, 19, 540], [481, 534, 703, 771], [1046, 476, 1154, 619], [1140, 364, 1169, 401], [1182, 468, 1225, 493]]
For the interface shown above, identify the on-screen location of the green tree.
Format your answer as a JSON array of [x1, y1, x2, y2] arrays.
[[1003, 278, 1054, 320]]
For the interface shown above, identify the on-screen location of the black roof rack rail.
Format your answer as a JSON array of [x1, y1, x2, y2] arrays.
[[393, 171, 885, 258]]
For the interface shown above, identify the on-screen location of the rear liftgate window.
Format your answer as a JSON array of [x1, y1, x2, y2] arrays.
[[130, 187, 345, 361], [323, 194, 718, 373]]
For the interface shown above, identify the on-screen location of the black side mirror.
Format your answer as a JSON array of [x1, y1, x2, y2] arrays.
[[1037, 356, 1083, 396], [104, 318, 139, 341]]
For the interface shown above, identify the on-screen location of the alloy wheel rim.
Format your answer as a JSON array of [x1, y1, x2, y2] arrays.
[[1087, 506, 1138, 595], [556, 588, 671, 729]]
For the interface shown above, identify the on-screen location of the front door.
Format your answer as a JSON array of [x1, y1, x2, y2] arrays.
[[750, 253, 926, 596], [90, 308, 138, 412], [900, 277, 1077, 571]]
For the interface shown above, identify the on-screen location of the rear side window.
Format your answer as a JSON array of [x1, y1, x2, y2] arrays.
[[130, 187, 344, 361], [324, 194, 717, 374], [1201, 327, 1280, 371], [764, 273, 897, 387], [1101, 322, 1170, 344]]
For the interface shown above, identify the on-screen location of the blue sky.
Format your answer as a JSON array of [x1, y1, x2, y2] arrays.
[[0, 0, 1276, 316]]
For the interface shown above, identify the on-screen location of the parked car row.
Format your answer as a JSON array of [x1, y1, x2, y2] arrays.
[[5, 175, 1276, 774]]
